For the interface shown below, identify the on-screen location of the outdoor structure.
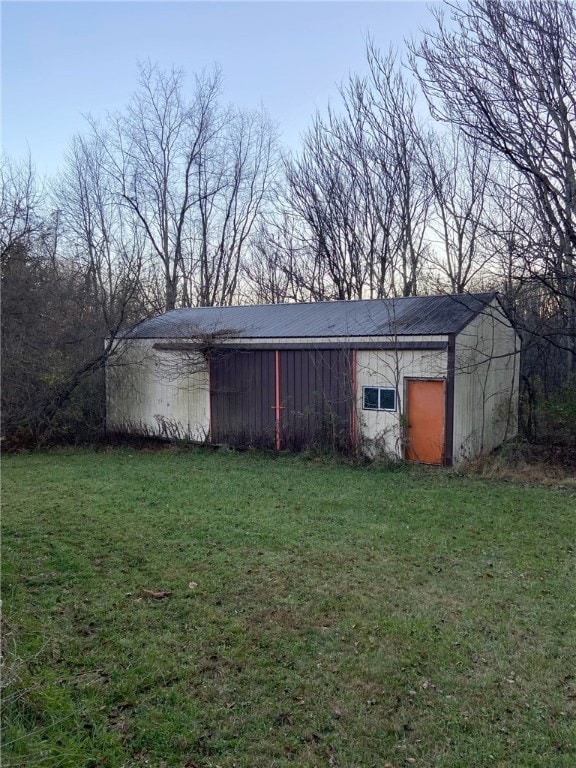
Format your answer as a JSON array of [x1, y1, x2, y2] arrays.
[[106, 292, 520, 465]]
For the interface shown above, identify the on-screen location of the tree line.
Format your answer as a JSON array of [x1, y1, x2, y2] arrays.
[[2, 0, 575, 449]]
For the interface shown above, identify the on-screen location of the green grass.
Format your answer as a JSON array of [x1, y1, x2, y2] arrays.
[[2, 447, 575, 768]]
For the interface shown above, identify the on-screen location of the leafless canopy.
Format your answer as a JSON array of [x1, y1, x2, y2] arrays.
[[412, 0, 576, 371]]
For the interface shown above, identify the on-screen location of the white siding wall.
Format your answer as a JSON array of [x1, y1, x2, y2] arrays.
[[106, 340, 210, 441], [356, 347, 448, 459], [453, 301, 519, 462]]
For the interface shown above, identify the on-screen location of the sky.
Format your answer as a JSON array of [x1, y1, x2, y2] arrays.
[[1, 1, 440, 178]]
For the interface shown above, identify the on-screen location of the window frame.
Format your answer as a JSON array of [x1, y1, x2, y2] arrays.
[[362, 385, 397, 412]]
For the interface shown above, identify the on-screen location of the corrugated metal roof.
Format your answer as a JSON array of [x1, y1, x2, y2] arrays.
[[126, 292, 497, 340]]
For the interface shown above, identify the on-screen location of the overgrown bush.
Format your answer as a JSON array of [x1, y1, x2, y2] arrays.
[[519, 380, 576, 448], [1, 244, 108, 450], [538, 382, 576, 445]]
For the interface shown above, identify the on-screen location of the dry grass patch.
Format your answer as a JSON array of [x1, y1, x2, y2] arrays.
[[459, 444, 576, 486]]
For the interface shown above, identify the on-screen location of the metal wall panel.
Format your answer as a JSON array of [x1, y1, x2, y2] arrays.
[[210, 349, 276, 448], [209, 348, 353, 451], [279, 349, 353, 451], [106, 339, 210, 440], [453, 301, 519, 462]]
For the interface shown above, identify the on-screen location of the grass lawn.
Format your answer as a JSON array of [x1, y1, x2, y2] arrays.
[[2, 447, 575, 768]]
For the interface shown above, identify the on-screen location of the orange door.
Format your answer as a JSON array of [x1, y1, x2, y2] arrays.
[[405, 379, 445, 464]]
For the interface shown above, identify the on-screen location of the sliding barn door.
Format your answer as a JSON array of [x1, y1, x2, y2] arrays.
[[209, 350, 275, 448], [280, 349, 353, 452]]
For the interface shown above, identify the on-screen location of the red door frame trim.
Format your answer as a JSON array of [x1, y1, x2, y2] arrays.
[[274, 349, 281, 451], [350, 348, 357, 449], [207, 354, 212, 442]]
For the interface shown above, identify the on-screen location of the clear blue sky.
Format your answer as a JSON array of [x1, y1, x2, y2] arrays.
[[2, 1, 439, 177]]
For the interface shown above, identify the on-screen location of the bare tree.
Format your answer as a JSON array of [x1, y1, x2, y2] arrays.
[[242, 211, 323, 304], [284, 113, 374, 301], [187, 106, 279, 307], [281, 44, 432, 302], [413, 0, 576, 373], [358, 42, 433, 297], [88, 62, 223, 312], [0, 156, 41, 266], [81, 62, 277, 312], [481, 165, 574, 404], [422, 128, 494, 292], [335, 74, 398, 299], [58, 134, 146, 331]]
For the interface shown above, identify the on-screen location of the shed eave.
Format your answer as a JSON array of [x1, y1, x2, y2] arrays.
[[150, 334, 450, 352]]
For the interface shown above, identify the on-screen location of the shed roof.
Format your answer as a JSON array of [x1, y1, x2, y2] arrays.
[[127, 292, 497, 340]]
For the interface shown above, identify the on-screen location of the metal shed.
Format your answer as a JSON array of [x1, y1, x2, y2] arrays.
[[107, 293, 520, 464]]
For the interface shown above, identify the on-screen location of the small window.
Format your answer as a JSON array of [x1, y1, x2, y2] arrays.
[[362, 386, 397, 412]]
